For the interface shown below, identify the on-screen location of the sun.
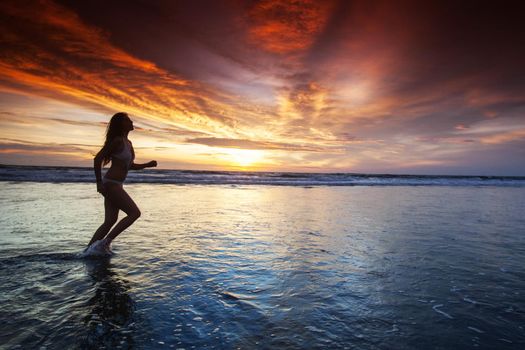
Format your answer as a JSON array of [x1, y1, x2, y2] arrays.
[[222, 148, 265, 168]]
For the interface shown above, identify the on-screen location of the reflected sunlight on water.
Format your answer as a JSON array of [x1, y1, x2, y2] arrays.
[[1, 183, 524, 349]]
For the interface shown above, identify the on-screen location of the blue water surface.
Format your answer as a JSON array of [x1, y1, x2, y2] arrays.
[[0, 182, 524, 349]]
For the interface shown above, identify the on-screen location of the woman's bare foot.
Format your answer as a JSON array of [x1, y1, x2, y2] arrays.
[[100, 238, 113, 254], [81, 239, 111, 257]]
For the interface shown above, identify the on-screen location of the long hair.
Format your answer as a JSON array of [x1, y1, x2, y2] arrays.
[[102, 112, 129, 166]]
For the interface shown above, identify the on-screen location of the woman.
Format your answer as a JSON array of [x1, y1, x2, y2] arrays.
[[85, 112, 157, 255]]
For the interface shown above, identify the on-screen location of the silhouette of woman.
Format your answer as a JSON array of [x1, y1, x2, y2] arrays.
[[86, 112, 157, 255]]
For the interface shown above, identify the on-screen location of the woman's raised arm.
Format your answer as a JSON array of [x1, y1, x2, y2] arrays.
[[130, 160, 157, 170]]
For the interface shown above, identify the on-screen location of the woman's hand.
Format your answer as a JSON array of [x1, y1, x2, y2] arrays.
[[97, 182, 106, 196], [148, 160, 158, 168]]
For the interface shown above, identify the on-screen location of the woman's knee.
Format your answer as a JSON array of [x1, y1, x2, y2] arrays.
[[129, 208, 141, 221]]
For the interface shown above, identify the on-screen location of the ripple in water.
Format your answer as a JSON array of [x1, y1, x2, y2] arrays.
[[0, 183, 524, 349]]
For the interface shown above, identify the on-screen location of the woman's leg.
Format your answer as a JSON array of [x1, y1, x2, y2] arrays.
[[87, 196, 119, 247], [103, 184, 141, 245]]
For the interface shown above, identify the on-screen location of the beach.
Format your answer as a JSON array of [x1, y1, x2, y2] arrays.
[[1, 177, 525, 349], [2, 0, 525, 348]]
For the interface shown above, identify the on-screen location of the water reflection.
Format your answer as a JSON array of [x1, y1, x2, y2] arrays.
[[82, 258, 136, 349], [2, 184, 524, 349]]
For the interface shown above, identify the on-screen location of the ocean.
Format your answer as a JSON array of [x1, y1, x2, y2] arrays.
[[1, 165, 524, 349], [1, 165, 525, 186]]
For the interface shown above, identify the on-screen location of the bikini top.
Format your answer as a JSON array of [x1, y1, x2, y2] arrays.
[[112, 138, 134, 169]]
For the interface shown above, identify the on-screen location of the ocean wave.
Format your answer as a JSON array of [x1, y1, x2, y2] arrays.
[[1, 165, 524, 186]]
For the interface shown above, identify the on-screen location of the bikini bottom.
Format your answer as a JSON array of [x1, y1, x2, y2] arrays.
[[102, 177, 124, 187]]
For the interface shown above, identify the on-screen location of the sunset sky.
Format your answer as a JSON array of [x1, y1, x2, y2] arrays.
[[1, 0, 524, 175]]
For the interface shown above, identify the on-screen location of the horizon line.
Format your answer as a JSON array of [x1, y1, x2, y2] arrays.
[[1, 163, 524, 179]]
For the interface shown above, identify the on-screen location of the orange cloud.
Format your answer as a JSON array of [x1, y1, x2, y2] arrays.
[[186, 136, 338, 152], [479, 129, 525, 145], [1, 0, 524, 174], [0, 0, 251, 140], [246, 0, 335, 54]]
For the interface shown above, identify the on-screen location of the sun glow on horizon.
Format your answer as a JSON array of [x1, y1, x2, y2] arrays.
[[220, 148, 266, 168], [1, 1, 524, 175]]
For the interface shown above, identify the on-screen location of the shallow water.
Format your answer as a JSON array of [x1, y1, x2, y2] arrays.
[[1, 183, 524, 349]]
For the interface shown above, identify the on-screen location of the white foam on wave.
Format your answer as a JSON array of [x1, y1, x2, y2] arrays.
[[78, 239, 112, 258], [432, 304, 454, 319], [467, 326, 484, 334], [385, 324, 399, 333], [3, 165, 525, 186], [463, 297, 493, 306]]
